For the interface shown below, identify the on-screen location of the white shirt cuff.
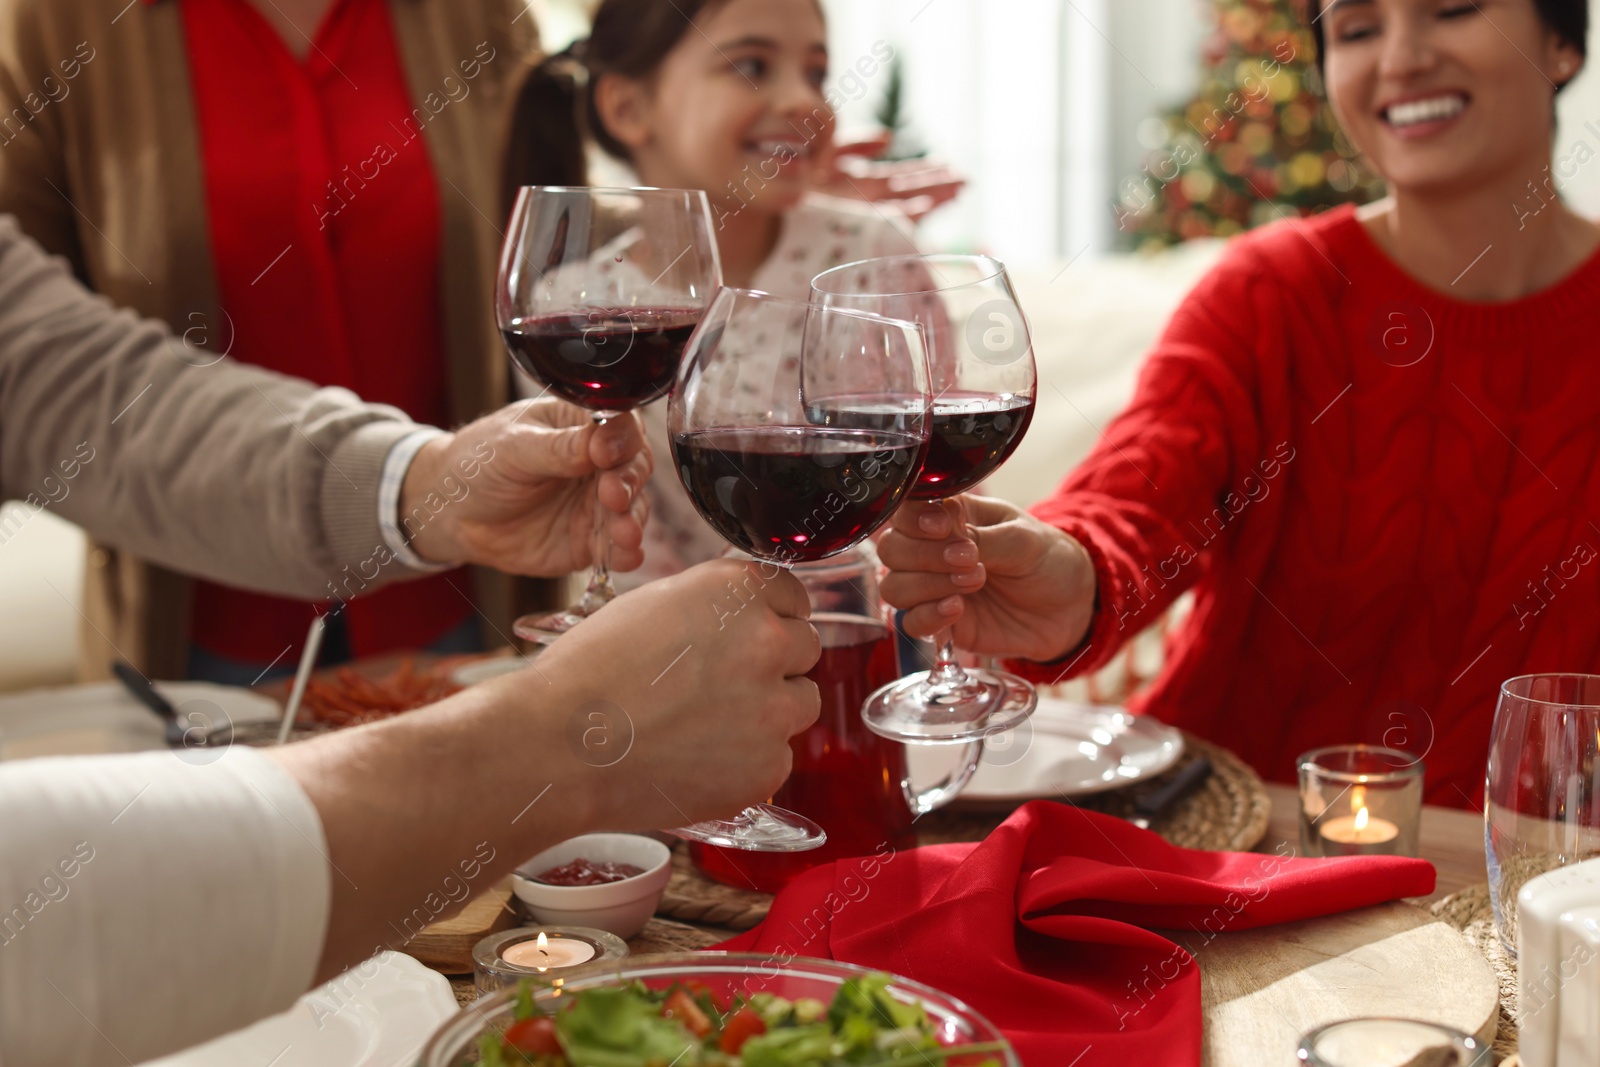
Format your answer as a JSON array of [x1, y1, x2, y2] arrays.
[[378, 428, 453, 573]]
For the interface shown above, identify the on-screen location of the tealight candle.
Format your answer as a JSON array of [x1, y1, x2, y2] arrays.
[[473, 926, 628, 996], [502, 931, 596, 970], [1317, 806, 1401, 857]]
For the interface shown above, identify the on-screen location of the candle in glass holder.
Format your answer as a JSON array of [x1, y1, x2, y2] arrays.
[[1299, 745, 1423, 859], [473, 926, 628, 995]]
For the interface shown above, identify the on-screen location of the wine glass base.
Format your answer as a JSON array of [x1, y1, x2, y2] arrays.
[[670, 804, 827, 852], [863, 668, 1037, 744], [512, 606, 593, 645]]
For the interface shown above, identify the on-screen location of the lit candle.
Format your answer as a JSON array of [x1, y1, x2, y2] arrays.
[[1318, 805, 1401, 857], [502, 931, 597, 972]]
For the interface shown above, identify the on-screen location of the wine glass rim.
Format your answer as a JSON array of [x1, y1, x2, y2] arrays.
[[715, 285, 926, 334], [1499, 672, 1600, 708], [811, 253, 1009, 297], [511, 184, 712, 199]]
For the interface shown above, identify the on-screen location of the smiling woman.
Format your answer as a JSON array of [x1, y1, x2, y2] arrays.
[[873, 0, 1600, 808], [1306, 0, 1592, 296]]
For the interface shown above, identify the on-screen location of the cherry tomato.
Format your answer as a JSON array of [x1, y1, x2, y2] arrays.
[[684, 978, 726, 1013], [662, 988, 713, 1037], [502, 1015, 561, 1056], [718, 1007, 767, 1053]]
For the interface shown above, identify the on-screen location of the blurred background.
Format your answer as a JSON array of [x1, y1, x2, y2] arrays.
[[537, 0, 1600, 265], [4, 0, 1597, 692]]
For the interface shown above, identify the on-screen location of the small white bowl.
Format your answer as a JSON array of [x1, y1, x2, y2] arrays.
[[511, 833, 671, 940]]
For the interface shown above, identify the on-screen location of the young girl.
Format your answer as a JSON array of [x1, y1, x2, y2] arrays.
[[504, 0, 923, 587]]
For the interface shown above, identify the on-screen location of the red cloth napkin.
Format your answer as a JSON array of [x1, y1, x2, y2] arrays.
[[718, 800, 1434, 1066]]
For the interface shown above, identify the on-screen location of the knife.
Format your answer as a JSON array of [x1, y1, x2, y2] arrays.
[[1129, 756, 1214, 830], [111, 660, 186, 747]]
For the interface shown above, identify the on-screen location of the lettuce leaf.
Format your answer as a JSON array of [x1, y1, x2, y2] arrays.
[[552, 986, 701, 1067]]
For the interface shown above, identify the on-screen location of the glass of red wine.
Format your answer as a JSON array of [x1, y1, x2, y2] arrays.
[[667, 287, 932, 851], [811, 254, 1039, 743], [496, 186, 722, 643]]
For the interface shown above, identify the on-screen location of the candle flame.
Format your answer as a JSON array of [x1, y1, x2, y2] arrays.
[[1354, 806, 1369, 838], [1350, 785, 1366, 812], [536, 931, 550, 973]]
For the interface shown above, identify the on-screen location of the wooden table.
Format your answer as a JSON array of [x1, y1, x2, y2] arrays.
[[1257, 783, 1486, 902]]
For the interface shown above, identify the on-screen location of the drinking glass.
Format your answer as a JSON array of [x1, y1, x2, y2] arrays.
[[668, 287, 931, 850], [811, 254, 1038, 743], [1486, 672, 1600, 955], [497, 186, 722, 643]]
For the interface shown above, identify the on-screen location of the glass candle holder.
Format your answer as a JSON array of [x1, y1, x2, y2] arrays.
[[1297, 1018, 1490, 1066], [1298, 745, 1424, 859], [473, 926, 628, 996]]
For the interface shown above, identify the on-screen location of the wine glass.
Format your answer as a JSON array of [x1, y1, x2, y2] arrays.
[[811, 254, 1039, 743], [497, 186, 722, 643], [667, 287, 931, 851]]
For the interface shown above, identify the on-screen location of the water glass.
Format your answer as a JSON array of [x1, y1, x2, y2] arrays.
[[1486, 673, 1600, 956]]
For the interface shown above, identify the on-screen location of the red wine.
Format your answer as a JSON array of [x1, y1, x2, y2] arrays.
[[671, 427, 922, 563], [913, 392, 1034, 500], [500, 308, 700, 412], [691, 616, 914, 893]]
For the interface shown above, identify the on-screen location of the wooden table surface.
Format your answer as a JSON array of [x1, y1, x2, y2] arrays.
[[1257, 783, 1486, 903]]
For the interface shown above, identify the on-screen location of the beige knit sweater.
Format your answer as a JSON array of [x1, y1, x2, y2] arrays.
[[0, 214, 434, 602]]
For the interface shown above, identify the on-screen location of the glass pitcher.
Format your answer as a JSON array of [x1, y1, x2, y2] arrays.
[[691, 544, 983, 893]]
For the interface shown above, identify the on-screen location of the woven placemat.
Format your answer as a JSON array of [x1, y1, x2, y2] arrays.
[[657, 731, 1271, 930], [1431, 882, 1519, 1061]]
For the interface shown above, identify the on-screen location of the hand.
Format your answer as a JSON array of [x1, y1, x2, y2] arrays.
[[401, 399, 651, 576], [528, 558, 822, 828], [277, 556, 820, 982], [878, 495, 1097, 663], [815, 133, 966, 222]]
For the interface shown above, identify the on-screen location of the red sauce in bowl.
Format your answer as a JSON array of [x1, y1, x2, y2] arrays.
[[534, 858, 646, 886]]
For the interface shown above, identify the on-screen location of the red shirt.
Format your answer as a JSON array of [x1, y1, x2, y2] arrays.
[[1017, 205, 1600, 808], [174, 0, 471, 659]]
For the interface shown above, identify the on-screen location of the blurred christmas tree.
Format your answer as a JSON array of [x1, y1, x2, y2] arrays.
[[1116, 0, 1383, 250]]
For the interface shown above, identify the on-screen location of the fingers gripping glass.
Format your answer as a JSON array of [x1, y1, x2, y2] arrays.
[[496, 186, 722, 644], [668, 288, 933, 850], [811, 254, 1039, 744]]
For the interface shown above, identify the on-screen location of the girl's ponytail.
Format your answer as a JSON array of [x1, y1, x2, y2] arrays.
[[501, 41, 592, 218]]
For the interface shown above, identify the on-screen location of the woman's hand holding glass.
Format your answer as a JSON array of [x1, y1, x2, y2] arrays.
[[877, 495, 1098, 666]]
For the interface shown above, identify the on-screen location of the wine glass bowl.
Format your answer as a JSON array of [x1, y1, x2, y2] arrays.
[[496, 186, 722, 642], [670, 288, 931, 567], [811, 254, 1040, 744]]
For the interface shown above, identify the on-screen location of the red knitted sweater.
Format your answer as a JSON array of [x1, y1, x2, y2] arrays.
[[1016, 205, 1600, 808]]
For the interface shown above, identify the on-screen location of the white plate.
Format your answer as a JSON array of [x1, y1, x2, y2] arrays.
[[139, 952, 457, 1067], [0, 681, 281, 760], [906, 698, 1184, 802]]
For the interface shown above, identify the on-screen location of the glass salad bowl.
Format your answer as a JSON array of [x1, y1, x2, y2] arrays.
[[415, 951, 1020, 1065]]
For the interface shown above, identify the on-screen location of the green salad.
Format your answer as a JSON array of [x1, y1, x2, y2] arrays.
[[475, 971, 1006, 1067]]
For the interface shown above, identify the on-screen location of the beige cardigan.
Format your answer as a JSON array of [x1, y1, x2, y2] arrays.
[[0, 215, 437, 606], [0, 0, 545, 677]]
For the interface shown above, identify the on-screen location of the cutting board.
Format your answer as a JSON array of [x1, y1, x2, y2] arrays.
[[406, 878, 520, 974], [1191, 901, 1499, 1066]]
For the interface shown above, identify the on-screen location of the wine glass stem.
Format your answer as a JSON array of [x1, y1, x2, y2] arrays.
[[929, 631, 972, 688], [576, 412, 618, 615]]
